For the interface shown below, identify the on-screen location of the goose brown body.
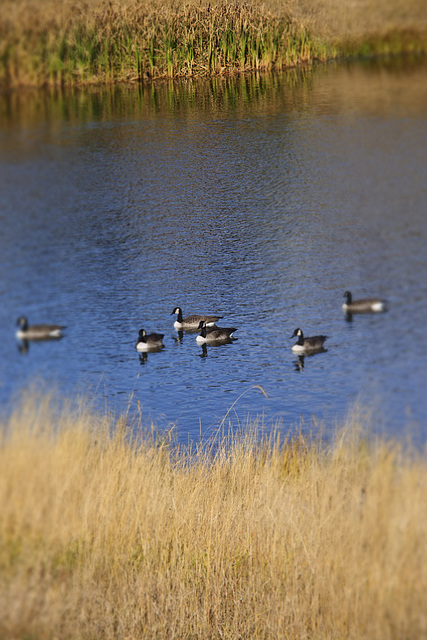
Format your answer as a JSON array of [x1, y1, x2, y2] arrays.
[[342, 291, 387, 313], [171, 307, 222, 331], [16, 316, 66, 340], [291, 328, 328, 354], [136, 329, 164, 351], [196, 320, 237, 344]]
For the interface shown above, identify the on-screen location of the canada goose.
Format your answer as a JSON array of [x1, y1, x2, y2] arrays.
[[291, 328, 328, 354], [171, 307, 223, 331], [196, 320, 237, 344], [15, 316, 66, 340], [135, 329, 164, 352], [342, 291, 387, 313]]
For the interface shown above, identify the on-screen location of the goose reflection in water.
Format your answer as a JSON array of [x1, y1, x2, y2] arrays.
[[293, 347, 328, 372], [294, 355, 306, 371], [198, 338, 237, 359], [138, 346, 165, 365], [199, 344, 208, 358], [17, 339, 30, 354], [138, 352, 148, 364], [16, 334, 65, 355], [173, 330, 184, 344]]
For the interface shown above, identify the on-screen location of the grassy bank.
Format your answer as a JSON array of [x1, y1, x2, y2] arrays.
[[1, 0, 427, 88], [0, 394, 426, 639]]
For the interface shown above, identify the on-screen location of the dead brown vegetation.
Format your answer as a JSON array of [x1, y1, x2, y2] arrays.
[[1, 394, 426, 638]]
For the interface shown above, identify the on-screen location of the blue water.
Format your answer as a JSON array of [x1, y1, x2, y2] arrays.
[[1, 59, 427, 443]]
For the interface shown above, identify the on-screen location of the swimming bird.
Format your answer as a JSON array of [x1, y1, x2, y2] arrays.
[[342, 291, 387, 313], [291, 328, 328, 354], [135, 329, 164, 352], [196, 320, 237, 344], [15, 316, 66, 340], [171, 307, 223, 331]]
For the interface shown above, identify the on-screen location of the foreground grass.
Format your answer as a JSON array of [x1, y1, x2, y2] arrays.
[[0, 395, 426, 638], [1, 0, 427, 88]]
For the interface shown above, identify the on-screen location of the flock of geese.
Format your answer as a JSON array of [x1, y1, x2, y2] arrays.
[[135, 307, 237, 352], [16, 291, 388, 356]]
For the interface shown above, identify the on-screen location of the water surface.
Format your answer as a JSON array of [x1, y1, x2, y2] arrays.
[[1, 58, 426, 442]]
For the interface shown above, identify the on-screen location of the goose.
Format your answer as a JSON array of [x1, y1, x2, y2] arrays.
[[291, 328, 328, 354], [342, 291, 387, 313], [171, 307, 222, 331], [16, 316, 66, 340], [135, 329, 164, 352], [196, 320, 237, 344]]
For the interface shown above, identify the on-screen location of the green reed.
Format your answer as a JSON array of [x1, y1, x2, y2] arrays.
[[0, 1, 333, 87], [341, 28, 427, 58]]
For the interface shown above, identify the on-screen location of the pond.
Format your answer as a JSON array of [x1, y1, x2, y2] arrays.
[[1, 57, 426, 443]]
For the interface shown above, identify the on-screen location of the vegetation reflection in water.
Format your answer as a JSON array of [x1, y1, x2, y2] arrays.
[[2, 56, 427, 130]]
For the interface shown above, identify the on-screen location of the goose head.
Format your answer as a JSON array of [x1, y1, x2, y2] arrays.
[[16, 316, 29, 330], [291, 328, 303, 339]]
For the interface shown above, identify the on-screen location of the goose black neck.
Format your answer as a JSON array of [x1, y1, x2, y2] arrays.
[[17, 317, 28, 330]]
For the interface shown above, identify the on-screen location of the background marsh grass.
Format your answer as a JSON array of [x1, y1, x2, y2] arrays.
[[0, 0, 319, 87], [1, 394, 426, 638], [1, 0, 427, 87]]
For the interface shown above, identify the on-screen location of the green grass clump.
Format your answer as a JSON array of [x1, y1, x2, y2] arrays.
[[0, 2, 298, 86], [1, 393, 427, 638], [0, 0, 332, 87], [340, 28, 427, 58]]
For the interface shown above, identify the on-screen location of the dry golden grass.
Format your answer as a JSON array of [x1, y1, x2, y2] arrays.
[[1, 393, 426, 639], [285, 0, 427, 40], [3, 0, 427, 36]]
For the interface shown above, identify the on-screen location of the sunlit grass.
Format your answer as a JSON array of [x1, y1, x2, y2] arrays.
[[1, 0, 426, 87], [0, 1, 317, 87], [1, 392, 426, 638]]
